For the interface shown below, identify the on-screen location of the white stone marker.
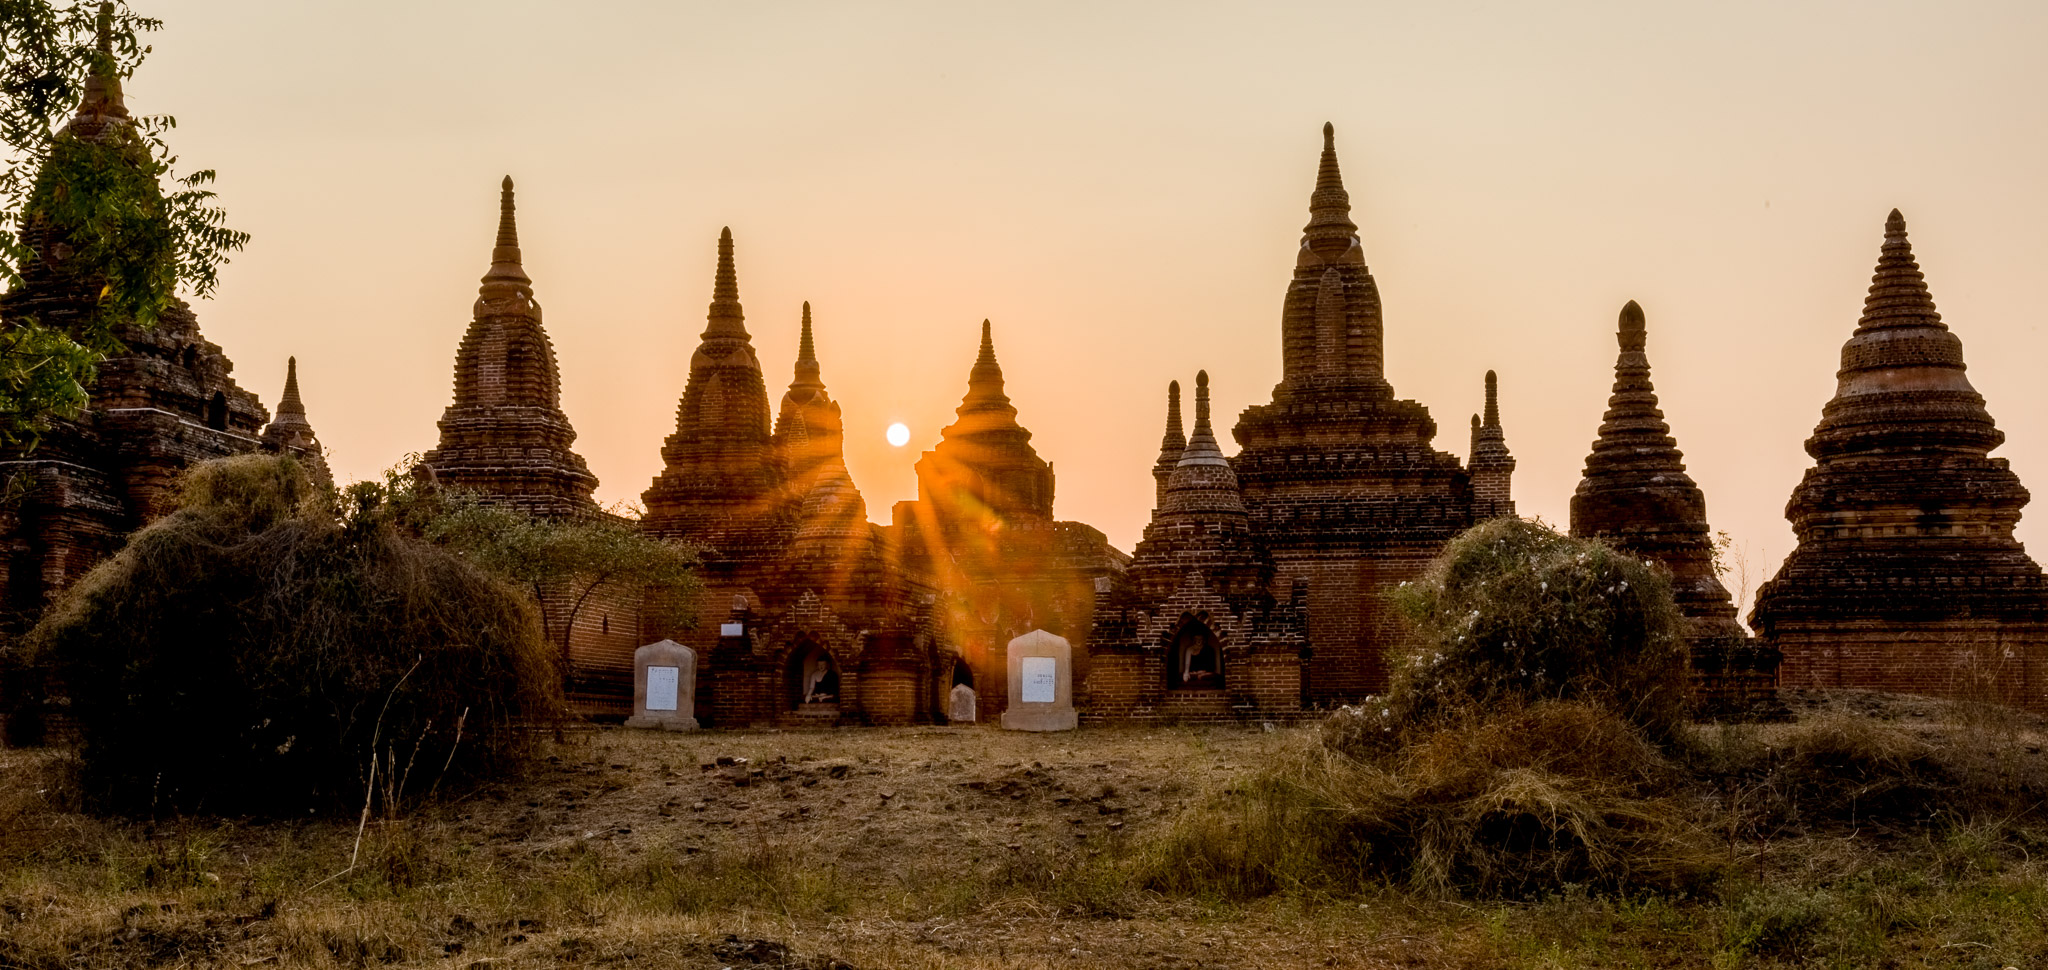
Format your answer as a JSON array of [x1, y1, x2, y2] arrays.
[[624, 639, 698, 731], [1001, 629, 1076, 731], [949, 683, 978, 723]]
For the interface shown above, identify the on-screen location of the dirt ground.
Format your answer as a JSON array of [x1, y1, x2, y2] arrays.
[[5, 694, 2048, 968]]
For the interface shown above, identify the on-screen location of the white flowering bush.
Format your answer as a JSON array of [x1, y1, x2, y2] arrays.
[[1378, 518, 1689, 745]]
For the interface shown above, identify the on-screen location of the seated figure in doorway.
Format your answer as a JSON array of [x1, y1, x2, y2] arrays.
[[802, 651, 839, 704], [1176, 626, 1222, 688]]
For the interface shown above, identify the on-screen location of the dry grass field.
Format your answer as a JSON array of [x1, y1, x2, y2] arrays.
[[3, 692, 2047, 969]]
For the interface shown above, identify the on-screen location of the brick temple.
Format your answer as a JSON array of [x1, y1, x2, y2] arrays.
[[1752, 211, 2048, 712], [0, 15, 322, 638], [10, 38, 2048, 727]]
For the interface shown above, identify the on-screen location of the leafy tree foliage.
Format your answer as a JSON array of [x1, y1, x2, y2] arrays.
[[342, 463, 703, 665], [0, 2, 247, 447]]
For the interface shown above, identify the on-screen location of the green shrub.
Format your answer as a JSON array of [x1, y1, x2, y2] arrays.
[[25, 454, 562, 815], [1383, 518, 1690, 744]]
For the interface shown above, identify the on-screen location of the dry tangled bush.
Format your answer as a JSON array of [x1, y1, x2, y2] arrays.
[[1382, 517, 1690, 745], [22, 454, 562, 815], [1141, 702, 1716, 898]]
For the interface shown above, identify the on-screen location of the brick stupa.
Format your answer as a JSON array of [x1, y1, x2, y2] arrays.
[[1229, 123, 1501, 700], [641, 229, 787, 555], [420, 177, 598, 519], [1570, 301, 1776, 713], [260, 356, 330, 489], [1086, 373, 1305, 722], [1752, 211, 2048, 711]]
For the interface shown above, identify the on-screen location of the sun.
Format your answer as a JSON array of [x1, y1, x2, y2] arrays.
[[886, 422, 910, 447]]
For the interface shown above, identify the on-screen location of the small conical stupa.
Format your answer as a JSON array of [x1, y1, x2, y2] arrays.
[[261, 356, 331, 489]]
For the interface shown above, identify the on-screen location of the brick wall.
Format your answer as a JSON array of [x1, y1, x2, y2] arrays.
[[1776, 619, 2048, 713]]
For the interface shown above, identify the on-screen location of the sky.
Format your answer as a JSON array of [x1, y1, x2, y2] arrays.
[[127, 0, 2048, 611]]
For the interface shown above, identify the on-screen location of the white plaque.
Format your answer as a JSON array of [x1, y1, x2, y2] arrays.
[[719, 622, 743, 637], [1021, 657, 1056, 703], [646, 665, 680, 711]]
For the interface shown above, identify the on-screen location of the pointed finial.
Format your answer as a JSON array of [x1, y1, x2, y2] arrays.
[[1176, 370, 1227, 466], [278, 356, 305, 414], [1166, 380, 1183, 439], [1303, 122, 1357, 252], [790, 301, 821, 386], [479, 176, 531, 295], [1483, 370, 1500, 428], [798, 301, 816, 364], [1618, 299, 1646, 352], [1860, 207, 1941, 330], [713, 228, 738, 304], [955, 318, 1015, 415], [78, 1, 128, 120], [703, 227, 748, 336]]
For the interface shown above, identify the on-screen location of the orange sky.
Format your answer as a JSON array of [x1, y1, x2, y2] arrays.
[[131, 1, 2048, 609]]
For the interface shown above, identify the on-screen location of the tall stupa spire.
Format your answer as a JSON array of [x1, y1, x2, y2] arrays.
[[479, 176, 532, 298], [1179, 371, 1226, 467], [77, 2, 128, 122], [278, 355, 305, 416], [704, 227, 747, 339], [958, 319, 1015, 416], [791, 300, 822, 390], [1151, 380, 1186, 507], [1302, 121, 1358, 256]]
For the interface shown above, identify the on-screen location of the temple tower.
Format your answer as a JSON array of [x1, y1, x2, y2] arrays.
[[1, 5, 268, 631], [1230, 123, 1479, 701], [642, 229, 786, 555], [420, 177, 598, 519], [1467, 370, 1515, 520], [1752, 211, 2048, 711], [260, 356, 331, 489]]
